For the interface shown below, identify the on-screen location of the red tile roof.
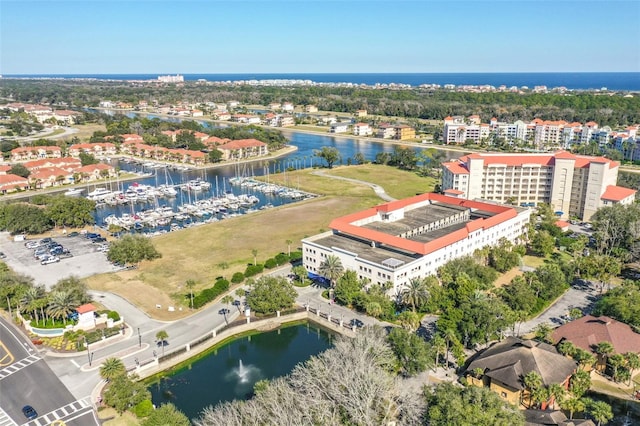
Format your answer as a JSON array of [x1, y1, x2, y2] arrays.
[[0, 174, 29, 185], [444, 189, 464, 195], [442, 161, 470, 175], [219, 139, 267, 150], [600, 185, 636, 202], [552, 315, 640, 355], [329, 193, 518, 255], [456, 151, 619, 170], [76, 303, 97, 314]]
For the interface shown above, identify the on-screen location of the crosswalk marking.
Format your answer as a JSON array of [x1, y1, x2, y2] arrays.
[[21, 397, 93, 426], [0, 406, 18, 426], [0, 355, 41, 380]]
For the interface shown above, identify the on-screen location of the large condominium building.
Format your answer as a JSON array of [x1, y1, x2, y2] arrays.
[[443, 116, 607, 149], [441, 151, 636, 221], [302, 193, 531, 297]]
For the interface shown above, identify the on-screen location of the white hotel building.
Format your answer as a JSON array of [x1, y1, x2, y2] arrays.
[[302, 193, 530, 296], [441, 151, 636, 221]]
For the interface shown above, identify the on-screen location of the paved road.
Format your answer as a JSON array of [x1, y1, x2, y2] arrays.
[[0, 317, 98, 426]]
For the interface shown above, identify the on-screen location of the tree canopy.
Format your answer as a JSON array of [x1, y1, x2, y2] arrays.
[[107, 234, 161, 265], [246, 275, 297, 315]]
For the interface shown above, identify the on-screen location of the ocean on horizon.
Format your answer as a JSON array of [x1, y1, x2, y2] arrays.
[[3, 72, 639, 92]]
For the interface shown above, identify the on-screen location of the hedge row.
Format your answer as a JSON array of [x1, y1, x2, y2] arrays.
[[192, 279, 230, 309]]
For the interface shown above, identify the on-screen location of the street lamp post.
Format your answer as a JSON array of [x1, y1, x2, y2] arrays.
[[138, 328, 141, 348], [85, 337, 94, 366]]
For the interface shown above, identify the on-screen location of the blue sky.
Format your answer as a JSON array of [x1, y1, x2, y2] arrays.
[[1, 0, 639, 74]]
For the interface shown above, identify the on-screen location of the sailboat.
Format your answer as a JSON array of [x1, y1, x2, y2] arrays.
[[64, 187, 85, 197], [159, 167, 177, 197]]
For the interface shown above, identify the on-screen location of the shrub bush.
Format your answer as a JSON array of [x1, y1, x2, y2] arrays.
[[264, 258, 277, 269], [244, 264, 264, 277], [133, 399, 154, 418], [192, 279, 231, 309], [289, 250, 302, 262], [107, 311, 120, 321], [275, 253, 288, 265], [231, 272, 245, 283]]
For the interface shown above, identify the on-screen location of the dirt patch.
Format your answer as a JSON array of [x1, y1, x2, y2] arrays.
[[494, 266, 523, 288]]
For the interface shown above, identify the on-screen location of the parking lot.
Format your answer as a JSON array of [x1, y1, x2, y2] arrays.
[[0, 231, 120, 289]]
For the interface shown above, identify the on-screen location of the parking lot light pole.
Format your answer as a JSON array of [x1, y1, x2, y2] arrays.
[[138, 328, 141, 348]]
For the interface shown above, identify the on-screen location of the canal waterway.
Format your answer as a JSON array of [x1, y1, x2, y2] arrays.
[[147, 323, 334, 420]]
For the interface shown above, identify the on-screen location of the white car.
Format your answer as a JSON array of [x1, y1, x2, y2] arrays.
[[25, 241, 42, 249], [40, 255, 60, 265]]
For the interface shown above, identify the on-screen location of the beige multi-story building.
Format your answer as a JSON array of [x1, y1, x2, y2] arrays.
[[441, 151, 636, 221], [302, 193, 530, 297]]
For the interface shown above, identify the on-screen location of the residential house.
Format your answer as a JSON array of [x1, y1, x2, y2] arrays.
[[191, 109, 204, 117], [0, 165, 12, 175], [203, 136, 229, 149], [305, 105, 318, 113], [318, 116, 337, 125], [355, 109, 367, 117], [11, 146, 62, 162], [524, 410, 595, 426], [277, 115, 295, 127], [353, 123, 373, 137], [231, 114, 261, 124], [268, 102, 281, 110], [551, 315, 640, 371], [263, 113, 279, 127], [282, 102, 294, 112], [29, 167, 74, 188], [24, 157, 82, 173], [68, 143, 117, 158], [76, 163, 116, 181], [394, 124, 415, 140], [465, 337, 576, 408], [0, 174, 30, 193], [377, 123, 396, 139], [217, 139, 268, 161], [213, 110, 231, 121], [330, 122, 350, 134]]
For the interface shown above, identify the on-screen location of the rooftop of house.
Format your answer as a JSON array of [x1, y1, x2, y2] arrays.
[[466, 337, 577, 390], [551, 315, 640, 355]]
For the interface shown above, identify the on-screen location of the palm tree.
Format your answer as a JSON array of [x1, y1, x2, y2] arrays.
[[100, 357, 126, 381], [431, 336, 447, 368], [401, 277, 429, 312], [364, 301, 382, 318], [286, 239, 293, 256], [156, 330, 169, 356], [397, 311, 420, 332], [440, 327, 458, 366], [588, 400, 614, 426], [20, 286, 45, 324], [47, 290, 78, 325], [251, 249, 258, 266], [560, 396, 586, 420], [185, 279, 196, 310], [595, 341, 614, 372], [221, 295, 234, 317], [534, 323, 553, 343], [318, 255, 344, 288], [547, 383, 565, 410], [217, 262, 229, 279], [624, 352, 640, 385], [608, 353, 625, 382], [573, 348, 596, 371], [523, 371, 543, 408], [557, 341, 576, 357]]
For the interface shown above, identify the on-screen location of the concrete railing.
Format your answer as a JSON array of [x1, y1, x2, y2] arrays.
[[133, 309, 358, 380]]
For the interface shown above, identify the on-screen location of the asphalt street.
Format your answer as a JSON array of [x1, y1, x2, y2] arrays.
[[0, 317, 98, 426]]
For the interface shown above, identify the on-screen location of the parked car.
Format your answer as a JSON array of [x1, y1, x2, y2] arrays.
[[92, 237, 107, 243], [67, 232, 79, 238], [34, 248, 48, 258], [22, 405, 37, 420], [0, 252, 6, 259], [85, 232, 101, 239], [25, 241, 42, 249], [40, 255, 60, 265], [50, 246, 66, 255], [40, 237, 52, 244]]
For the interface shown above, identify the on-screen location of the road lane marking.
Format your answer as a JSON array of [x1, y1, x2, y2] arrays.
[[0, 355, 41, 380], [69, 359, 80, 368], [0, 341, 14, 366]]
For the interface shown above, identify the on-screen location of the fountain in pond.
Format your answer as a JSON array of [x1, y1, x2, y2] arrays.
[[226, 359, 260, 386]]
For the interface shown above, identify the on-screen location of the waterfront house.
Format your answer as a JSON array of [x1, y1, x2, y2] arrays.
[[24, 157, 82, 173], [465, 337, 576, 408], [76, 163, 116, 181], [353, 123, 373, 137], [330, 122, 349, 134], [213, 110, 231, 121], [217, 139, 268, 161], [282, 102, 294, 112], [377, 123, 396, 139], [551, 315, 640, 371], [29, 167, 74, 188], [11, 146, 62, 162], [277, 115, 295, 127], [68, 143, 117, 158], [394, 124, 416, 140], [0, 174, 30, 193]]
